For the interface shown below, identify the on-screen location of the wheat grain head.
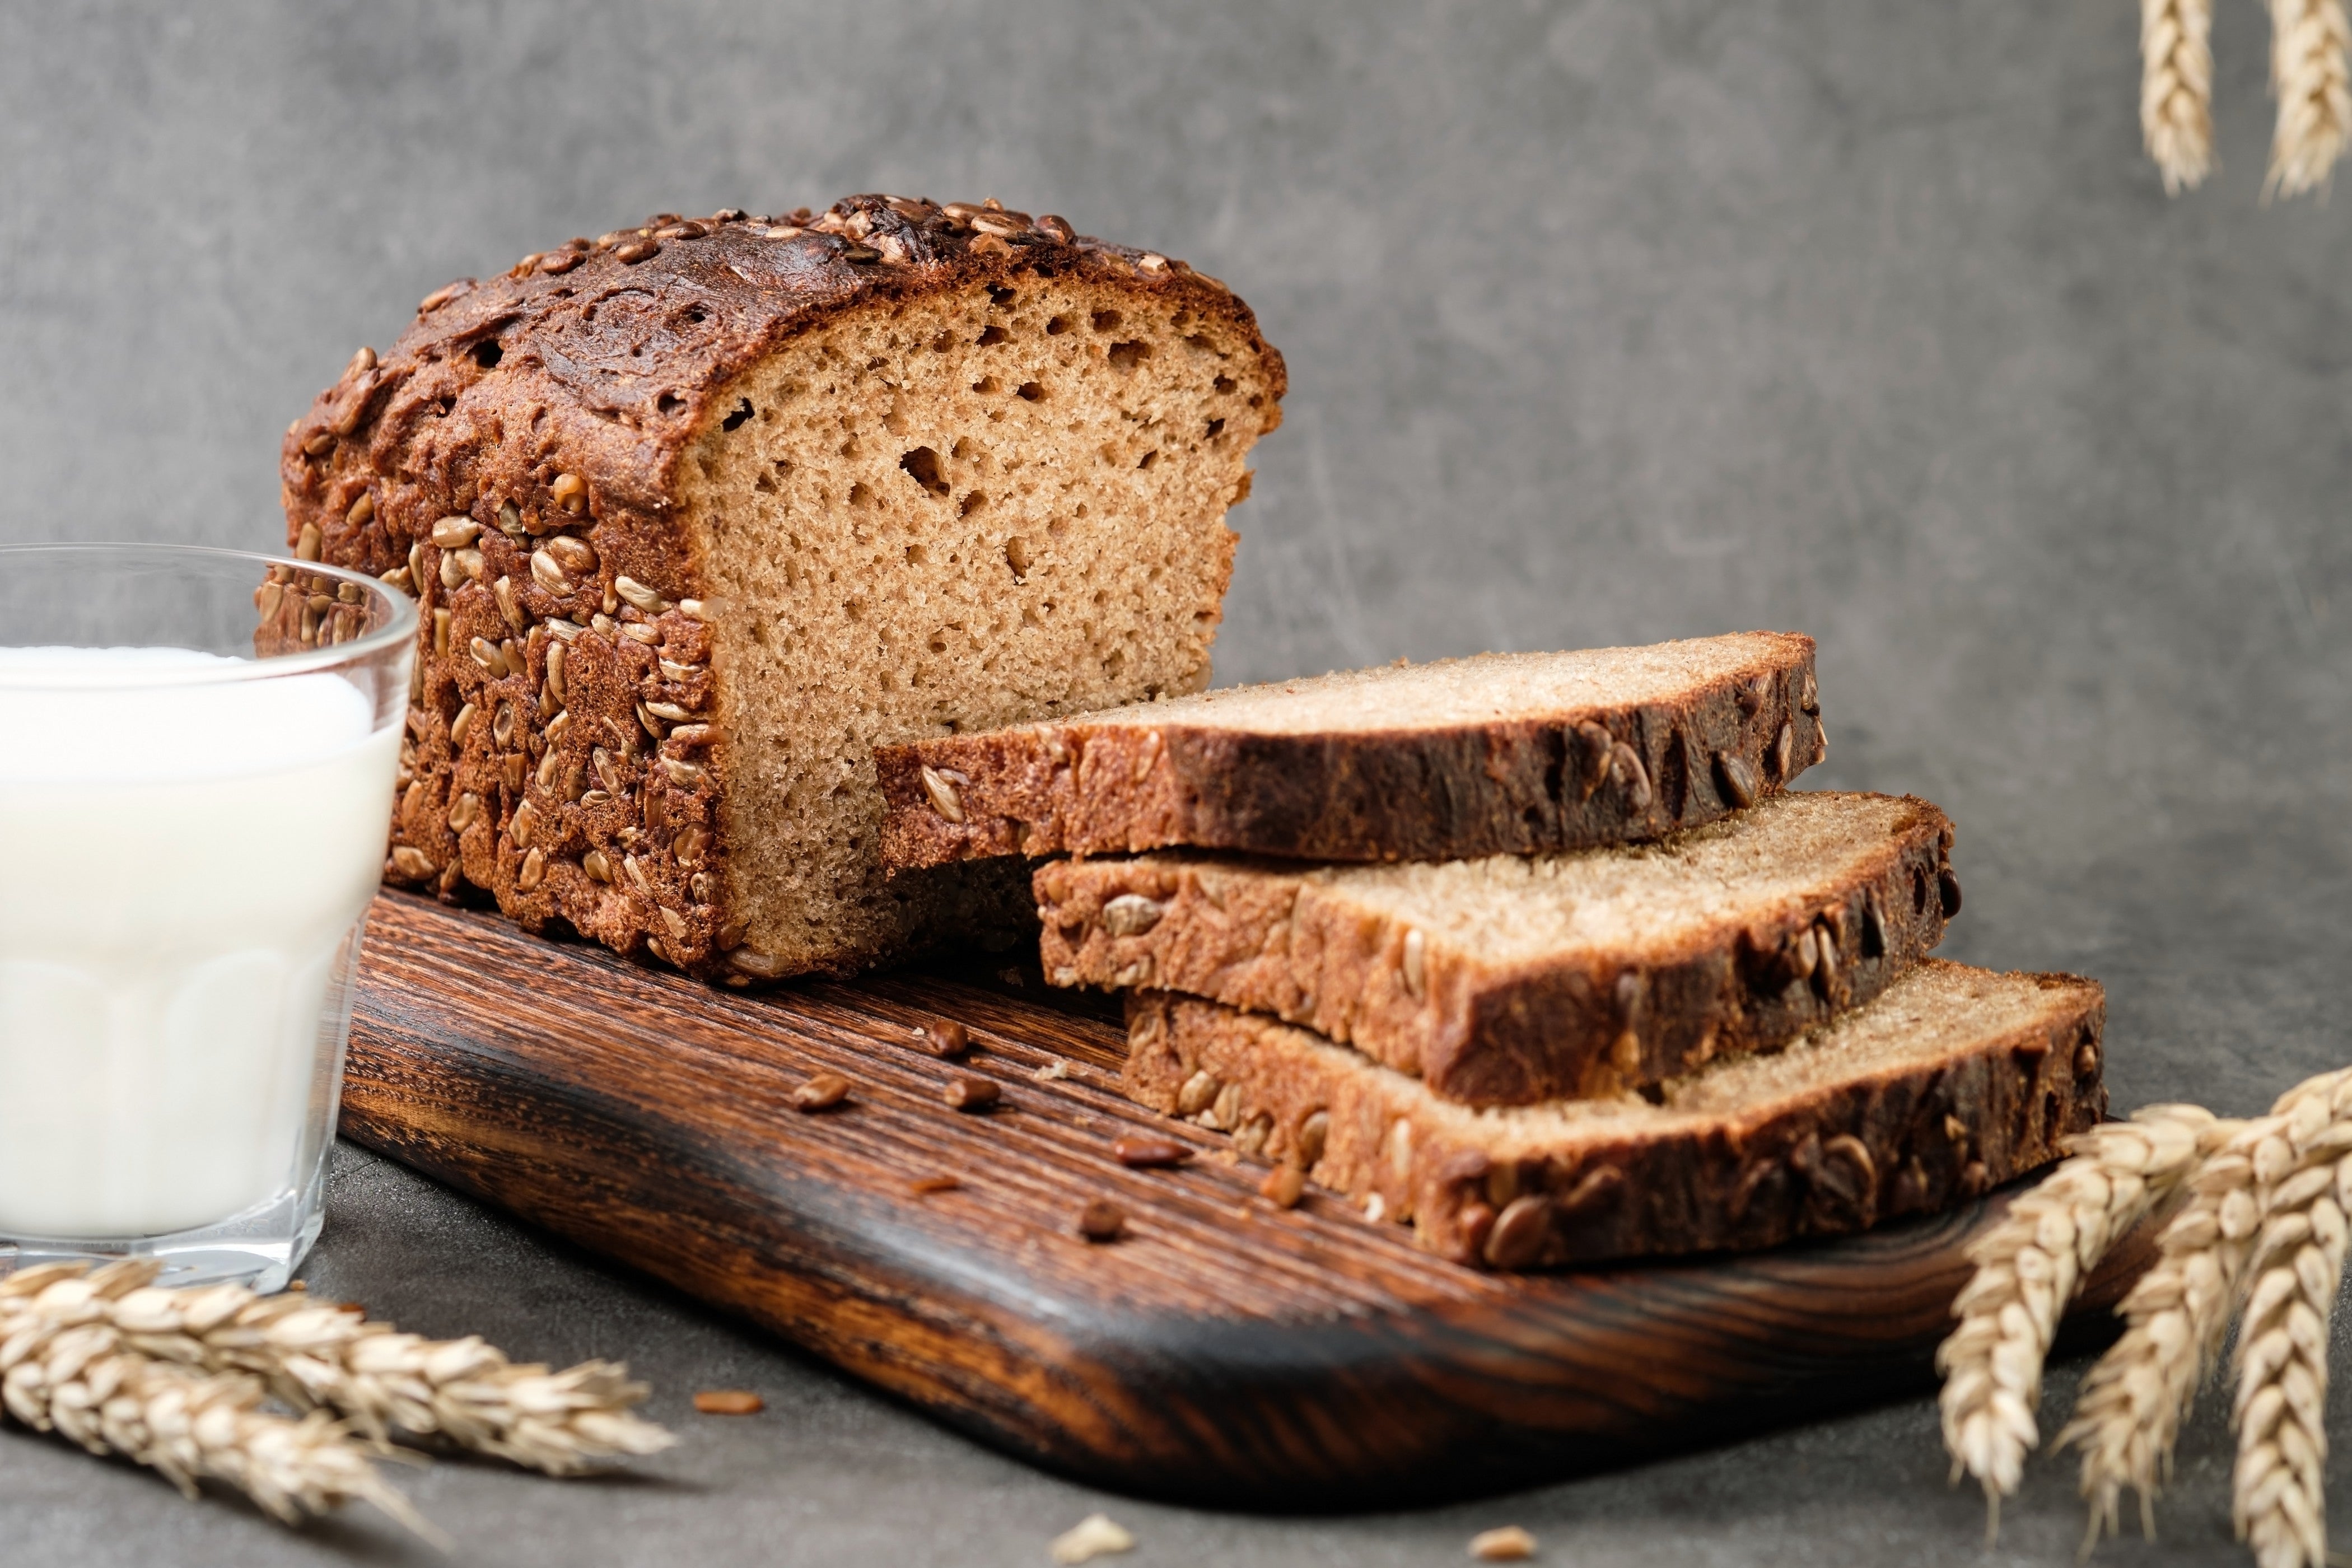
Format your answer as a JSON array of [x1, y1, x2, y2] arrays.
[[2229, 1072, 2352, 1568], [2144, 0, 2217, 193], [1935, 1105, 2216, 1530], [0, 1261, 432, 1539], [2267, 0, 2352, 199]]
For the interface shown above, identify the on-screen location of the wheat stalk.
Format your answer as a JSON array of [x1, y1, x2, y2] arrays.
[[0, 1262, 432, 1538], [2144, 0, 2217, 193], [2060, 1110, 2274, 1543], [2228, 1072, 2352, 1568], [2267, 0, 2352, 198], [104, 1273, 674, 1474], [1936, 1105, 2218, 1530]]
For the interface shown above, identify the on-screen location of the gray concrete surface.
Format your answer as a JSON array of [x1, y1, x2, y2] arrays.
[[5, 0, 2351, 1561]]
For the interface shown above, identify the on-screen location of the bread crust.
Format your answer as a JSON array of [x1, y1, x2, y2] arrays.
[[1038, 793, 1957, 1105], [878, 633, 1825, 867], [283, 197, 1283, 978], [1124, 961, 2108, 1268]]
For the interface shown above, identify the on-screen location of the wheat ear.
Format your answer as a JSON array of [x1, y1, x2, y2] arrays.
[[106, 1277, 674, 1475], [2229, 1071, 2352, 1568], [1935, 1105, 2217, 1532], [0, 1262, 432, 1538], [2144, 0, 2217, 193], [2059, 1107, 2276, 1544], [2267, 0, 2352, 198]]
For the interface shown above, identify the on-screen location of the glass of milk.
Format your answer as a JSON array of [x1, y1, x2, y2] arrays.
[[0, 543, 414, 1289]]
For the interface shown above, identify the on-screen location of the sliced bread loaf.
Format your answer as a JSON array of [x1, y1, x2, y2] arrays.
[[1125, 960, 2106, 1268], [287, 195, 1284, 981], [1039, 791, 1958, 1105], [879, 632, 1825, 869]]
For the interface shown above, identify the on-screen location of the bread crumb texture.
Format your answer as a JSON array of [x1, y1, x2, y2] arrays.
[[689, 276, 1275, 972]]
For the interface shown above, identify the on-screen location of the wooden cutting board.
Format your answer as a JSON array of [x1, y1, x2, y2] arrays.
[[341, 891, 2150, 1508]]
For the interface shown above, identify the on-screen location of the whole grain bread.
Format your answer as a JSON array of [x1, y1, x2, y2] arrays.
[[1125, 960, 2106, 1268], [284, 196, 1284, 981], [1038, 791, 1958, 1105], [877, 633, 1824, 869]]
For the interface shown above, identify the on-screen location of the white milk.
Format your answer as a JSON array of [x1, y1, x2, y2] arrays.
[[0, 648, 398, 1238]]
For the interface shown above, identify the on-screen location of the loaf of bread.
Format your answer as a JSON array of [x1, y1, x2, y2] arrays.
[[283, 197, 1284, 979], [878, 633, 1824, 868], [1126, 960, 2106, 1268], [1037, 791, 1958, 1105]]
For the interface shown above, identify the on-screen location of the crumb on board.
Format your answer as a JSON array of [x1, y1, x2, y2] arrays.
[[1469, 1524, 1537, 1560], [1050, 1513, 1135, 1563], [693, 1389, 764, 1416]]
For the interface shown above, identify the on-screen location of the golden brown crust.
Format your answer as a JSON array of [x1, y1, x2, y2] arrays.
[[1123, 962, 2108, 1269], [877, 634, 1824, 867], [286, 196, 1284, 978], [1037, 794, 1957, 1105]]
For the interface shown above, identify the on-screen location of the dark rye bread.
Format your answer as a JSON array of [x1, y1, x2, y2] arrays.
[[877, 633, 1825, 869], [1126, 961, 2107, 1269], [283, 195, 1284, 981], [1037, 791, 1959, 1105]]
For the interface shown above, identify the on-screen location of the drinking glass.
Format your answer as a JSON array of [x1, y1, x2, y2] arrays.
[[0, 543, 414, 1289]]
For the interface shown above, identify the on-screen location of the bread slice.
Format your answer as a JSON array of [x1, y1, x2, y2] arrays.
[[1125, 960, 2106, 1268], [1038, 791, 1958, 1105], [877, 633, 1824, 869], [283, 195, 1284, 980]]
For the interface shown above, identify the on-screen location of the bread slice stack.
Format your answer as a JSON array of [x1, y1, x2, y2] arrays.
[[878, 633, 2107, 1269]]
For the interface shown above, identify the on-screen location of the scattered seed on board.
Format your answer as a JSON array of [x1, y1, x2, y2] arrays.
[[1112, 1134, 1190, 1169], [791, 1072, 850, 1113], [909, 1175, 962, 1195], [1077, 1200, 1126, 1243], [1259, 1166, 1305, 1208], [1050, 1514, 1136, 1565], [1468, 1525, 1538, 1561], [944, 1076, 999, 1112], [693, 1390, 763, 1416], [922, 1020, 972, 1058]]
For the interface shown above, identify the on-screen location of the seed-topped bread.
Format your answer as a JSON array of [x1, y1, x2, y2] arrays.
[[1038, 791, 1958, 1105], [877, 632, 1824, 869], [283, 195, 1284, 980], [1126, 960, 2107, 1268]]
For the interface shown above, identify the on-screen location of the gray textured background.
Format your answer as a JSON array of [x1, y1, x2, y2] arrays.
[[5, 0, 2350, 1562]]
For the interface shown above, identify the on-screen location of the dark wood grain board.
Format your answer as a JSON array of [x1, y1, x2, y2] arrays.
[[340, 891, 2152, 1508]]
